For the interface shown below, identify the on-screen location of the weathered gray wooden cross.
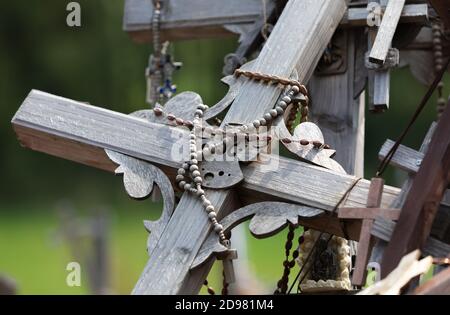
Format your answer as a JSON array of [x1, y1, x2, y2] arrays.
[[10, 0, 441, 294]]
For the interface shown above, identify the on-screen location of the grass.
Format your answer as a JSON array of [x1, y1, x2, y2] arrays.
[[0, 202, 290, 294]]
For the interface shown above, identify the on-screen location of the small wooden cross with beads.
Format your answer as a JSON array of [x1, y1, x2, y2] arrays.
[[338, 177, 400, 287]]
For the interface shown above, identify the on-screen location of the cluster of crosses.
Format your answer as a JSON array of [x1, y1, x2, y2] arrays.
[[11, 0, 450, 294]]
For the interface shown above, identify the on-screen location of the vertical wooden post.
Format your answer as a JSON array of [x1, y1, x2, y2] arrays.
[[308, 29, 365, 177], [352, 178, 384, 286], [381, 102, 450, 277], [132, 0, 347, 295]]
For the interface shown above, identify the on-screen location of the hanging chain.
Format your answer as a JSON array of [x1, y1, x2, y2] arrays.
[[274, 225, 307, 294], [146, 0, 182, 106], [153, 70, 315, 294], [432, 20, 447, 120]]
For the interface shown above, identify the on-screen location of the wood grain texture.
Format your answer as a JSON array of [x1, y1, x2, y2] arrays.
[[123, 0, 267, 42], [370, 123, 437, 264], [308, 29, 365, 176], [11, 90, 401, 213], [124, 0, 428, 42], [342, 3, 428, 27], [369, 0, 406, 64], [378, 139, 424, 174], [134, 0, 347, 295], [372, 217, 450, 259], [381, 104, 450, 277], [132, 189, 238, 294], [338, 207, 400, 220], [352, 178, 384, 286], [12, 90, 189, 171], [223, 0, 347, 125], [192, 202, 324, 269]]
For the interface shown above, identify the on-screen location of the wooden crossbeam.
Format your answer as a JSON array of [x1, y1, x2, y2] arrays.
[[131, 0, 350, 295], [378, 139, 424, 174], [341, 3, 427, 27], [339, 207, 400, 220], [369, 0, 405, 64], [123, 0, 428, 43], [372, 217, 450, 259], [381, 102, 450, 277], [12, 91, 401, 216], [340, 178, 385, 286]]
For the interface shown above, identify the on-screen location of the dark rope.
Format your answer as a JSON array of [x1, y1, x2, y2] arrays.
[[375, 57, 450, 177]]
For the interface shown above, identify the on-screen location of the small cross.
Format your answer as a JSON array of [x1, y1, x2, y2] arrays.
[[338, 177, 400, 286]]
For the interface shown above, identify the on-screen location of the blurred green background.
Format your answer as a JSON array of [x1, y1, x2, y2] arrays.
[[0, 1, 448, 294]]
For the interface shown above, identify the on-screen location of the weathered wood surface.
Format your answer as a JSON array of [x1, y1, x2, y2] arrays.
[[372, 217, 450, 259], [224, 0, 347, 125], [134, 0, 348, 295], [378, 139, 424, 174], [381, 103, 450, 277], [352, 178, 385, 286], [341, 3, 428, 27], [123, 0, 429, 43], [369, 0, 406, 64], [370, 122, 437, 265], [308, 29, 365, 176], [367, 0, 390, 112], [192, 202, 325, 269], [12, 90, 403, 213], [339, 208, 400, 220], [123, 0, 268, 42], [413, 267, 450, 295]]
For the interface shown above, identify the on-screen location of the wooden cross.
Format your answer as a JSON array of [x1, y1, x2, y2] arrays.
[[381, 100, 450, 277], [338, 177, 400, 286], [11, 0, 402, 295], [123, 0, 428, 42], [9, 0, 437, 295]]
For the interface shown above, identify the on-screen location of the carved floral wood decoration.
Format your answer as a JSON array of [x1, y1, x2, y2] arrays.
[[105, 64, 353, 291]]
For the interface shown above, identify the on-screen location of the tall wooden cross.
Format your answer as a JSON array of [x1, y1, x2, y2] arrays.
[[10, 0, 433, 294]]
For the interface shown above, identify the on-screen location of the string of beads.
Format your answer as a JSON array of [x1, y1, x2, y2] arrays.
[[153, 71, 333, 248], [432, 21, 447, 120], [274, 225, 306, 294]]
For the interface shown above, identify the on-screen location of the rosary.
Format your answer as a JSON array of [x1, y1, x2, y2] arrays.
[[146, 0, 182, 106]]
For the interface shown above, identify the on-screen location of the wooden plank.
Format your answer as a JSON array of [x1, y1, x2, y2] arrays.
[[123, 0, 429, 43], [338, 208, 400, 220], [342, 4, 428, 27], [11, 90, 400, 213], [12, 90, 187, 172], [367, 0, 390, 111], [378, 139, 424, 174], [381, 103, 450, 277], [413, 267, 450, 295], [133, 0, 348, 294], [369, 123, 437, 264], [352, 178, 384, 286], [369, 0, 406, 64], [123, 0, 267, 42], [308, 29, 365, 176], [372, 217, 450, 259], [224, 0, 347, 125]]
